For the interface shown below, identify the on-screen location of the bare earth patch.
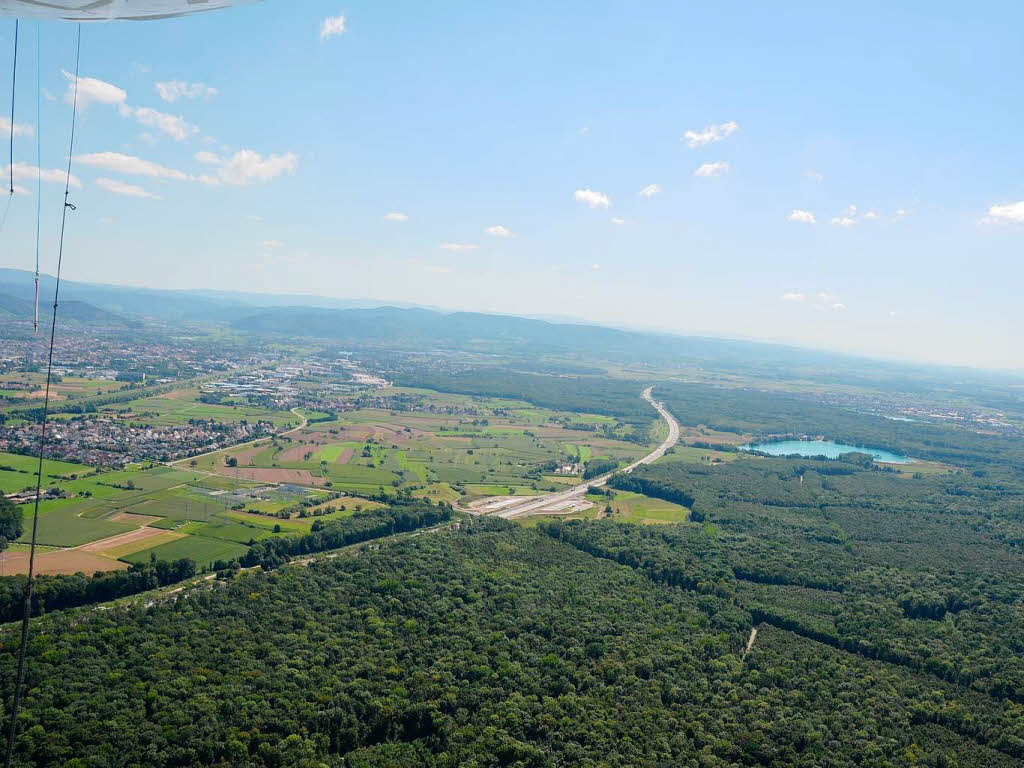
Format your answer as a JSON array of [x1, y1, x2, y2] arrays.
[[335, 448, 354, 465], [280, 444, 323, 462], [0, 550, 129, 576], [227, 445, 263, 466], [228, 468, 328, 486]]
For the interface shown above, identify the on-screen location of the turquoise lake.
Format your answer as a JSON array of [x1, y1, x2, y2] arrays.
[[740, 440, 914, 464]]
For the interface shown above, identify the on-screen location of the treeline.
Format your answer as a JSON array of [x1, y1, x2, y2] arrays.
[[582, 458, 619, 480], [0, 499, 452, 622], [3, 523, 1021, 766], [659, 381, 1024, 470], [0, 558, 196, 622], [393, 367, 658, 430], [608, 472, 696, 512], [12, 378, 184, 421], [551, 452, 1024, 703], [240, 500, 453, 569]]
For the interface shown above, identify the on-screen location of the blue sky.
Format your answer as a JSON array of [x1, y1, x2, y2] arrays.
[[1, 1, 1022, 368]]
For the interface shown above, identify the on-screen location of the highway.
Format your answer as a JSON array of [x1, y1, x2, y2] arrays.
[[487, 386, 680, 519]]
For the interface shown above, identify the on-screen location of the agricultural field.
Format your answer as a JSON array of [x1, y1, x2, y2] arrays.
[[584, 489, 691, 524], [0, 451, 366, 575], [106, 387, 297, 428], [180, 387, 653, 502], [0, 373, 127, 404]]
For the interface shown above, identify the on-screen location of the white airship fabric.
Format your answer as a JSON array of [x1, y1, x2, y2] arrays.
[[0, 0, 252, 21]]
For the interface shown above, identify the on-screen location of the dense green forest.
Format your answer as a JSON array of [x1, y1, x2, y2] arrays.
[[0, 502, 451, 621], [4, 520, 1022, 767], [393, 368, 657, 436], [659, 382, 1024, 469], [4, 375, 1024, 766], [597, 452, 1024, 702]]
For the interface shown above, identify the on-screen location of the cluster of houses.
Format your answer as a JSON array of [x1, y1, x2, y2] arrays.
[[0, 418, 276, 468], [4, 487, 72, 505], [204, 360, 382, 416]]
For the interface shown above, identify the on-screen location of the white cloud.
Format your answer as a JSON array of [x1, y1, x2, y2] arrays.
[[610, 217, 625, 225], [155, 81, 218, 103], [61, 71, 198, 140], [200, 150, 299, 186], [0, 117, 32, 137], [574, 188, 611, 209], [683, 121, 738, 148], [831, 303, 847, 311], [863, 210, 879, 221], [638, 183, 660, 198], [76, 152, 189, 181], [787, 209, 816, 224], [439, 243, 478, 252], [893, 208, 908, 222], [817, 291, 840, 303], [984, 201, 1024, 224], [830, 208, 858, 227], [694, 161, 729, 177], [129, 106, 197, 141], [320, 14, 346, 41], [261, 240, 285, 249], [425, 265, 452, 274], [782, 292, 805, 302], [4, 163, 82, 189], [805, 170, 824, 182], [484, 225, 514, 238], [96, 177, 160, 199], [62, 70, 126, 108], [384, 212, 409, 222], [590, 263, 601, 270]]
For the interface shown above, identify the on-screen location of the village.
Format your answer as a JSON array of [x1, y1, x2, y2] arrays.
[[0, 417, 276, 468]]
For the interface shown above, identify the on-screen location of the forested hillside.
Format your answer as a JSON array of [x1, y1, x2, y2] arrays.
[[592, 454, 1024, 702], [3, 520, 1021, 767], [658, 382, 1024, 469]]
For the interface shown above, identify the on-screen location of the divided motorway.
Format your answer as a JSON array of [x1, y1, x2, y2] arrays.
[[487, 387, 680, 519]]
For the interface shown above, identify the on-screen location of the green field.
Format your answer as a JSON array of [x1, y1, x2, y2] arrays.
[[583, 490, 690, 524], [2, 388, 660, 571], [179, 391, 650, 499], [123, 536, 250, 567], [112, 389, 296, 428], [21, 507, 137, 548]]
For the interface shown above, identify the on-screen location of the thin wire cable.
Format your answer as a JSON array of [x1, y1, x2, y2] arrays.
[[3, 25, 81, 768], [0, 20, 17, 234], [7, 19, 16, 195], [33, 23, 40, 334]]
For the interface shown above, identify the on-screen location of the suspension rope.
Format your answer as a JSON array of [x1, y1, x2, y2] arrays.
[[7, 19, 15, 195], [4, 25, 81, 768], [0, 20, 17, 234], [33, 23, 40, 334]]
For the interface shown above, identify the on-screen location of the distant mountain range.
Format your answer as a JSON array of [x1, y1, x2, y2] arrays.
[[0, 291, 139, 329], [1, 269, 1020, 390], [0, 269, 433, 325]]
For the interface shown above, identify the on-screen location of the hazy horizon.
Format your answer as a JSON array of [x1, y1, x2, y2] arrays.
[[2, 2, 1022, 368]]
